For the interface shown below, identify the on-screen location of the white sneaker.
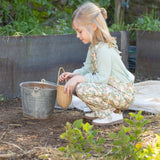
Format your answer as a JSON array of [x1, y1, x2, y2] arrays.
[[92, 112, 123, 126], [84, 112, 98, 120]]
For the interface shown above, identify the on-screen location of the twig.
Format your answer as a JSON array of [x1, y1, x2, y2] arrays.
[[9, 124, 22, 127], [0, 131, 6, 140], [0, 140, 25, 153], [0, 153, 16, 158]]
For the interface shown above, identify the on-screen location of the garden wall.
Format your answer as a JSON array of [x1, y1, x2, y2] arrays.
[[0, 31, 129, 99], [136, 31, 160, 78]]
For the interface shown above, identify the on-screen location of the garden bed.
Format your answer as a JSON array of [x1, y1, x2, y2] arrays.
[[0, 76, 160, 159], [0, 97, 160, 159]]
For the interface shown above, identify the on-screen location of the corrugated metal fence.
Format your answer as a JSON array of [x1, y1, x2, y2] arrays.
[[0, 32, 129, 99]]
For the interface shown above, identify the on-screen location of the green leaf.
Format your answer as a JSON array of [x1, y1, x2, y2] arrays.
[[118, 128, 126, 138], [98, 137, 105, 144], [60, 133, 66, 139], [38, 154, 50, 159], [73, 119, 83, 128], [129, 112, 136, 117], [136, 114, 144, 121], [124, 118, 134, 125], [122, 125, 130, 133], [59, 147, 65, 152], [142, 119, 150, 126], [90, 129, 98, 137], [108, 132, 117, 139], [82, 122, 93, 132], [86, 153, 91, 157], [95, 146, 103, 152]]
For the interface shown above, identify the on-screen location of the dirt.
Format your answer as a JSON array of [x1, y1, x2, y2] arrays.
[[0, 76, 160, 159], [0, 98, 85, 159]]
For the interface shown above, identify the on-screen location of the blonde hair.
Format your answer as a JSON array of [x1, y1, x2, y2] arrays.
[[72, 2, 117, 47]]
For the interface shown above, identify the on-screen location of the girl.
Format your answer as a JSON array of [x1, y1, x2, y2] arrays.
[[59, 2, 135, 126]]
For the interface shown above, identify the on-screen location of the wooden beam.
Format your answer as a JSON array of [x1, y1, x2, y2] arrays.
[[114, 0, 125, 24]]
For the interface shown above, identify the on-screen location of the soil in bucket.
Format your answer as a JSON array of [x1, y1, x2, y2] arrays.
[[20, 81, 57, 119]]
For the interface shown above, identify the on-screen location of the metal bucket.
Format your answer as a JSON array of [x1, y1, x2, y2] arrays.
[[19, 79, 57, 119]]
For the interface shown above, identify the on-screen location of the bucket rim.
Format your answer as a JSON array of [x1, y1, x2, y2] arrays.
[[19, 81, 57, 90]]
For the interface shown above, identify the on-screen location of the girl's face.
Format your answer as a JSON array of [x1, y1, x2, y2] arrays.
[[73, 21, 91, 44]]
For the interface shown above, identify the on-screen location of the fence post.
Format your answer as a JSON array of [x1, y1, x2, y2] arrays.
[[114, 0, 125, 24]]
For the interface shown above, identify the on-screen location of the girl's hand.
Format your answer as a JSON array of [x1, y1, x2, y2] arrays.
[[64, 75, 85, 96], [59, 72, 76, 82]]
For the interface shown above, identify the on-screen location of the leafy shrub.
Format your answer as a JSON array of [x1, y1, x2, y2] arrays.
[[136, 134, 160, 160], [0, 0, 54, 36], [134, 11, 160, 32], [0, 0, 113, 36], [59, 111, 160, 160], [59, 119, 105, 159], [109, 23, 130, 32], [108, 111, 150, 160]]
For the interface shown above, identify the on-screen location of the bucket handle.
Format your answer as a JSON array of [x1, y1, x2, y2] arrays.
[[57, 67, 67, 86], [41, 79, 57, 87], [41, 79, 46, 83]]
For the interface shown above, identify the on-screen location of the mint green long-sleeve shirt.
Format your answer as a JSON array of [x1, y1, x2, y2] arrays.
[[73, 42, 134, 84]]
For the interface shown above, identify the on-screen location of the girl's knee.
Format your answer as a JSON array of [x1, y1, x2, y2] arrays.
[[76, 83, 90, 98], [76, 83, 84, 97]]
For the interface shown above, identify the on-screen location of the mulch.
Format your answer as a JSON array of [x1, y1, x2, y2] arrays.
[[0, 75, 160, 159]]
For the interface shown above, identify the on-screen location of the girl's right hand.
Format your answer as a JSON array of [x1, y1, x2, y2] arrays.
[[59, 72, 75, 82]]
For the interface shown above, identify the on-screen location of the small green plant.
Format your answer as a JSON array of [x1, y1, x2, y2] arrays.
[[59, 119, 105, 159], [0, 94, 4, 101], [136, 134, 160, 160], [52, 19, 74, 35], [59, 111, 159, 160], [38, 154, 50, 160], [133, 10, 160, 32], [109, 23, 130, 32], [108, 111, 150, 160]]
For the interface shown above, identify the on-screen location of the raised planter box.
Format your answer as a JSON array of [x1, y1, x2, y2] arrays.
[[136, 31, 160, 78], [0, 31, 129, 99]]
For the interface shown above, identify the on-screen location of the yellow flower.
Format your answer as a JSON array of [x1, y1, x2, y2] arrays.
[[136, 142, 142, 150]]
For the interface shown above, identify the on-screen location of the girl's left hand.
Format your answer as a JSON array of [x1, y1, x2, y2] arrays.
[[64, 75, 85, 96]]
